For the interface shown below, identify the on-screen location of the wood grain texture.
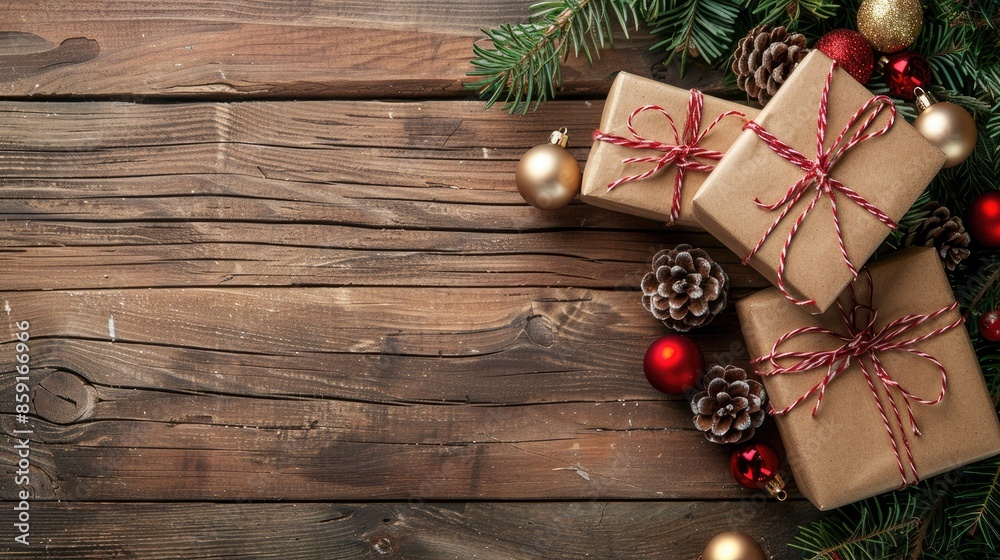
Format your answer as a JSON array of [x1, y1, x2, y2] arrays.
[[0, 501, 822, 559], [0, 4, 808, 555], [0, 1, 680, 99], [0, 286, 768, 501], [0, 99, 766, 292]]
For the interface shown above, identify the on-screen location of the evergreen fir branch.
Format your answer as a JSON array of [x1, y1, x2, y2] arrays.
[[791, 494, 922, 559], [918, 22, 972, 94], [648, 0, 741, 73], [908, 490, 949, 560], [988, 104, 1000, 151], [626, 0, 671, 19], [467, 0, 641, 113], [952, 251, 1000, 338], [948, 457, 1000, 552], [930, 86, 993, 117], [947, 0, 1000, 30], [965, 29, 1000, 101], [740, 0, 839, 26]]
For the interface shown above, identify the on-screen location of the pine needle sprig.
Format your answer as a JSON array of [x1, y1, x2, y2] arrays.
[[648, 0, 741, 73], [948, 457, 1000, 553], [791, 493, 922, 559], [987, 104, 1000, 151], [467, 0, 641, 113], [739, 0, 839, 27]]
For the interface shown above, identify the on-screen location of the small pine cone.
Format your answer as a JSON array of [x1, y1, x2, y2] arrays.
[[641, 244, 728, 332], [732, 25, 809, 105], [903, 201, 971, 271], [691, 365, 767, 445]]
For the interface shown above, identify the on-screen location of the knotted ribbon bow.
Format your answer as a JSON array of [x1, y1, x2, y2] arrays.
[[754, 270, 963, 487], [593, 89, 746, 225], [742, 62, 898, 306]]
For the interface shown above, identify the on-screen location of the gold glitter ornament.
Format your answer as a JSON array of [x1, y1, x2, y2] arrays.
[[857, 0, 923, 53]]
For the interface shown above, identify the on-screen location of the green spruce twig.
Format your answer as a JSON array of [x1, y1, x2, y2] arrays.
[[948, 457, 1000, 553], [467, 0, 641, 113]]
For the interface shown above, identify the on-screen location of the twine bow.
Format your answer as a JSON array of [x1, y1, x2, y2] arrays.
[[742, 62, 898, 306], [593, 89, 746, 225], [754, 270, 963, 487]]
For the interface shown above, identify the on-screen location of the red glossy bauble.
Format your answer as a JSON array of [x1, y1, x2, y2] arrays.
[[968, 191, 1000, 247], [643, 335, 704, 395], [882, 51, 931, 100], [815, 29, 875, 84], [730, 440, 786, 499], [979, 310, 1000, 342]]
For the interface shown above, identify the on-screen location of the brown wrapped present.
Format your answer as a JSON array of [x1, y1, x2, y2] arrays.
[[580, 72, 758, 229], [737, 247, 1000, 510], [694, 50, 946, 313]]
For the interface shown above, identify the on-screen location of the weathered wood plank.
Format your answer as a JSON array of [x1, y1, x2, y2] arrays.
[[0, 287, 766, 501], [0, 501, 822, 559], [0, 1, 674, 99], [0, 99, 766, 291], [0, 218, 766, 291]]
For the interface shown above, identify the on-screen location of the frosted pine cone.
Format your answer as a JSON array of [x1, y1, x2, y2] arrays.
[[641, 244, 728, 332], [691, 366, 767, 445]]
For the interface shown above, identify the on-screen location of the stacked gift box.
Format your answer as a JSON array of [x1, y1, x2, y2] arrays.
[[578, 49, 1000, 510]]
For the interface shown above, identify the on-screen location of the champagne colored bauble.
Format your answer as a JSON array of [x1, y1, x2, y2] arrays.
[[913, 88, 978, 169], [515, 128, 582, 210], [857, 0, 923, 53], [700, 531, 767, 560]]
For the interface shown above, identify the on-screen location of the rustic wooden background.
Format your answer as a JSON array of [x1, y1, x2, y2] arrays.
[[0, 2, 825, 558]]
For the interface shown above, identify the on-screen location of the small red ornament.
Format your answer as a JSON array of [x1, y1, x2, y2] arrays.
[[814, 29, 875, 84], [643, 334, 704, 395], [881, 51, 931, 100], [979, 310, 1000, 342], [730, 440, 787, 500], [969, 191, 1000, 247]]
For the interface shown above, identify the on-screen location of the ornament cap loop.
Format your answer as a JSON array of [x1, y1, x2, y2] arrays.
[[765, 474, 788, 501], [876, 55, 889, 73], [548, 127, 570, 147], [914, 87, 935, 112]]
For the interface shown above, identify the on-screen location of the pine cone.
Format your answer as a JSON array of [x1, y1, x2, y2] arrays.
[[732, 25, 809, 106], [641, 244, 728, 332], [903, 201, 971, 271], [691, 365, 767, 445]]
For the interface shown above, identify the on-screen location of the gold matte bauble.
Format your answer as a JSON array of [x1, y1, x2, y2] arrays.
[[857, 0, 923, 53], [515, 128, 582, 210], [913, 88, 978, 169], [700, 531, 767, 560]]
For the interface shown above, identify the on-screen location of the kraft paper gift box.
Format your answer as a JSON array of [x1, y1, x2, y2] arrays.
[[737, 247, 1000, 510], [580, 72, 758, 229], [694, 50, 946, 313]]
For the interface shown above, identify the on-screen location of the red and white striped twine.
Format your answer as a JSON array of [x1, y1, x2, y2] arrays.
[[754, 269, 963, 488], [741, 62, 898, 307], [592, 89, 746, 225]]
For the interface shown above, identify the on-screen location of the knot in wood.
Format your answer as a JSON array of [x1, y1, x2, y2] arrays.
[[524, 314, 555, 347], [32, 371, 97, 424], [372, 536, 393, 555]]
